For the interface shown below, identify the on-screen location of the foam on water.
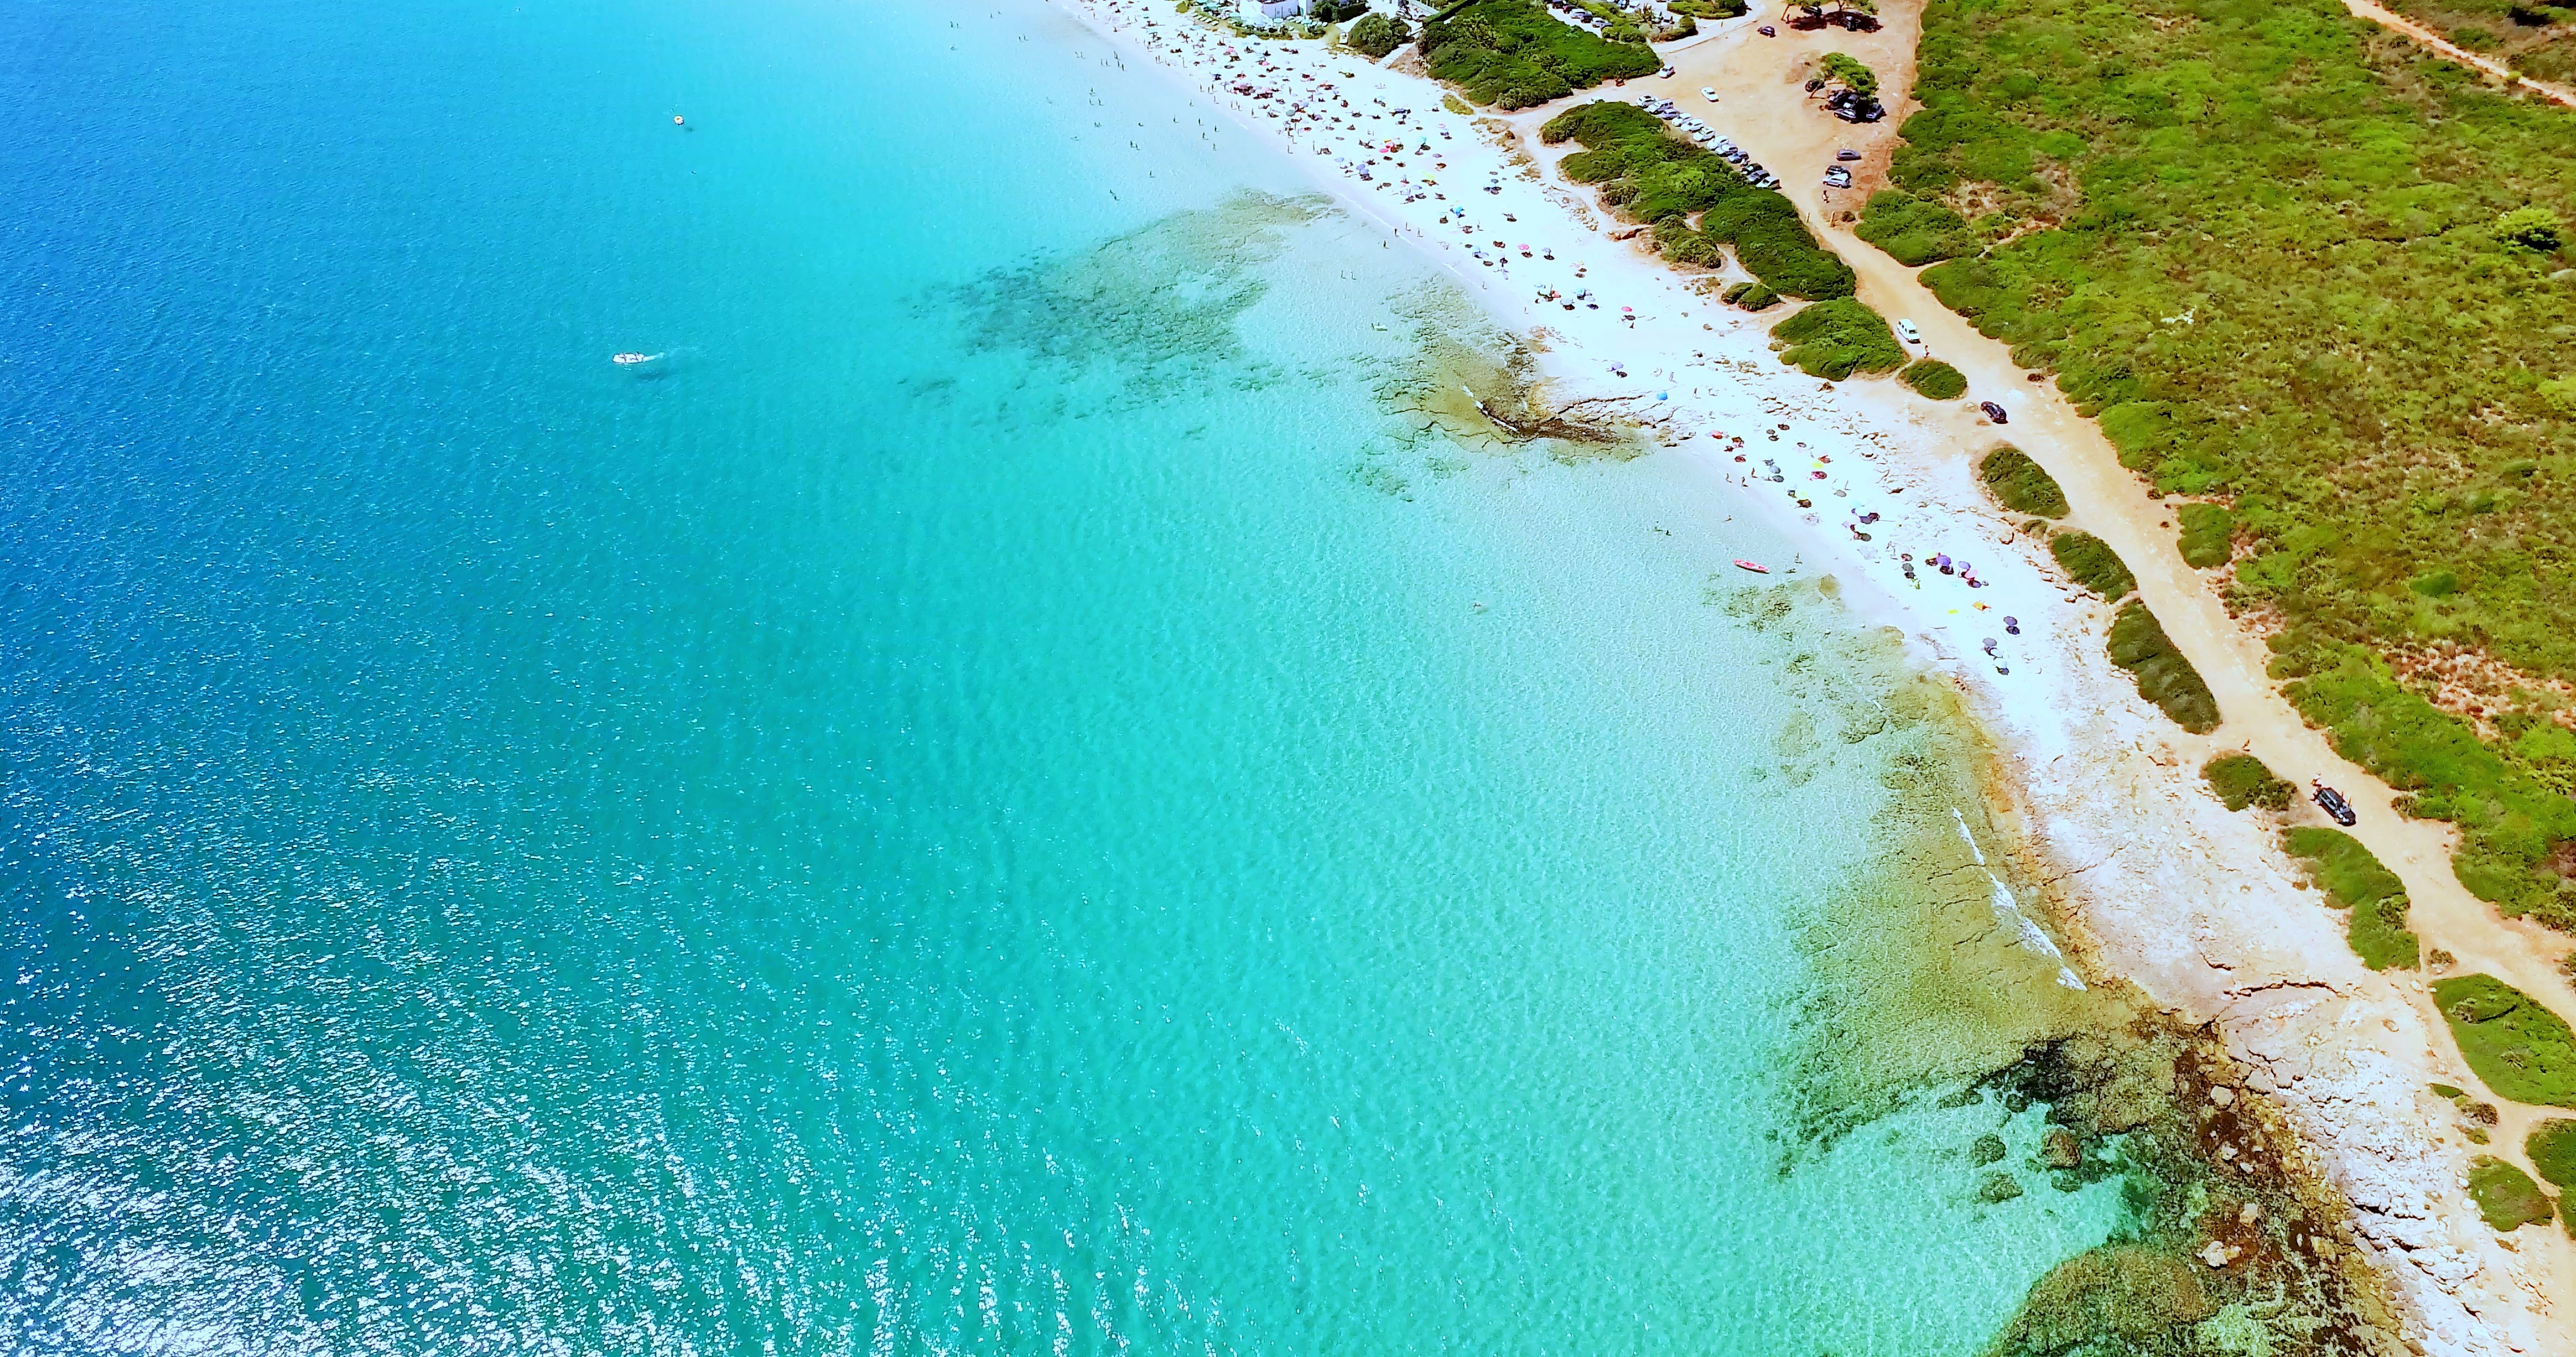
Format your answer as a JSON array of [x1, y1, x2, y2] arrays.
[[0, 0, 2140, 1351]]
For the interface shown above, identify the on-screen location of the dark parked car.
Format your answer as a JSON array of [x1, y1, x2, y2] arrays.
[[2312, 781, 2358, 826], [1822, 88, 1886, 123], [1837, 148, 1863, 161], [1980, 401, 2008, 423], [1759, 24, 1777, 35]]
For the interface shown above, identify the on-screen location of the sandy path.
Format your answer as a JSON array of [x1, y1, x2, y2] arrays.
[[2341, 0, 2576, 110], [1638, 0, 2576, 1315]]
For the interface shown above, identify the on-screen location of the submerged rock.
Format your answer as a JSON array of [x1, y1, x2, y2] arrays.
[[1990, 1246, 2214, 1355], [1978, 1171, 2025, 1203], [1971, 1133, 2009, 1166]]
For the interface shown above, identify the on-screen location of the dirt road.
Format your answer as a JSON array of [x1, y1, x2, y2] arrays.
[[2342, 0, 2576, 110]]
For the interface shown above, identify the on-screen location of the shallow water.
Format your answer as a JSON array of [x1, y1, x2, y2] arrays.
[[1, 0, 2126, 1351]]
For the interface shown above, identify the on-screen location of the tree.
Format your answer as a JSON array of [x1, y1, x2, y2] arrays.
[[1348, 10, 1411, 56], [1818, 52, 1878, 97]]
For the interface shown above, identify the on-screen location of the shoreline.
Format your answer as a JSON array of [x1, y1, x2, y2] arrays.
[[1042, 1, 2568, 1350]]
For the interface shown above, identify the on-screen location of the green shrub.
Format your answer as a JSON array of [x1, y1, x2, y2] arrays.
[[1312, 0, 1372, 20], [2205, 753, 2292, 811], [1770, 298, 1905, 381], [1420, 1, 1659, 109], [2467, 1156, 2556, 1231], [1723, 280, 1781, 311], [2175, 503, 2233, 569], [1347, 11, 1409, 55], [2284, 826, 2402, 908], [1899, 358, 1968, 400], [1660, 227, 1720, 267], [2281, 647, 2576, 922], [1979, 446, 2066, 518], [2283, 824, 2420, 970], [1854, 191, 1978, 267], [1888, 0, 2576, 912], [2347, 894, 2423, 972], [2494, 205, 2564, 254], [1818, 52, 1879, 97], [2108, 601, 2219, 733], [1543, 101, 1857, 300], [2434, 974, 2576, 1107], [2049, 531, 2133, 600], [2530, 1119, 2576, 1188]]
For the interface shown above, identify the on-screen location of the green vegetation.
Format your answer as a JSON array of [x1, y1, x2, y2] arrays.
[[1771, 298, 1907, 380], [2531, 1118, 2576, 1187], [2285, 826, 2405, 910], [2049, 531, 2135, 599], [2204, 752, 2292, 811], [1881, 0, 2576, 926], [2434, 974, 2576, 1106], [2351, 899, 2427, 972], [1312, 0, 1372, 20], [2495, 204, 2566, 252], [2175, 503, 2234, 569], [2468, 1156, 2557, 1230], [2382, 0, 2575, 84], [1980, 446, 2067, 517], [2283, 825, 2421, 969], [2276, 647, 2576, 924], [1854, 191, 1979, 265], [1723, 280, 1783, 310], [1818, 52, 1881, 97], [2109, 601, 2221, 733], [1543, 101, 1860, 300], [1418, 0, 1659, 109], [1900, 358, 1968, 400], [1669, 0, 1750, 16], [1347, 11, 1410, 56], [2433, 1081, 2469, 1098]]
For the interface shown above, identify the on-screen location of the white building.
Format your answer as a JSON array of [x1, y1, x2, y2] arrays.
[[1250, 0, 1306, 18]]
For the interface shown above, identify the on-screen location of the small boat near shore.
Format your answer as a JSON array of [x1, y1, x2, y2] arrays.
[[1733, 559, 1770, 574], [612, 351, 663, 367]]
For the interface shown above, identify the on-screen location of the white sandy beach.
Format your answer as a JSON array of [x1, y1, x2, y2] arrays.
[[1047, 1, 2571, 1349]]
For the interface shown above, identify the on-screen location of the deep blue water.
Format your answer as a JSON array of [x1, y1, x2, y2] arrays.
[[0, 0, 2123, 1351]]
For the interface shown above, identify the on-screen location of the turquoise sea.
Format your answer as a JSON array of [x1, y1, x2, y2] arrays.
[[0, 0, 2131, 1351]]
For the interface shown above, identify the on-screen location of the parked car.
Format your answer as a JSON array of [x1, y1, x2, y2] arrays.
[[1836, 148, 1863, 161], [1823, 166, 1852, 188], [1895, 319, 1922, 345], [1661, 65, 1678, 78], [1759, 24, 1777, 35], [2312, 781, 2358, 826], [1980, 401, 2009, 424], [1702, 86, 1719, 101], [1823, 88, 1887, 123]]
